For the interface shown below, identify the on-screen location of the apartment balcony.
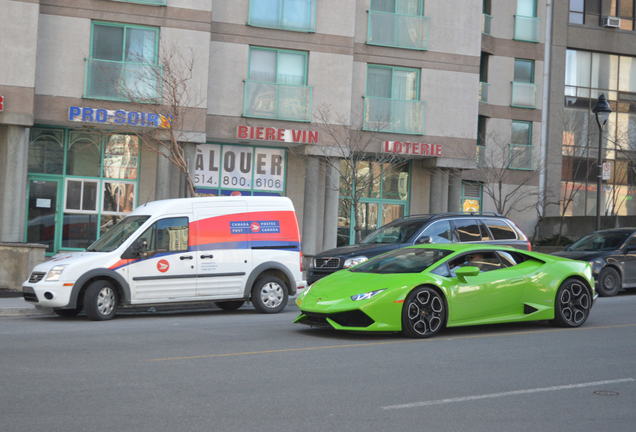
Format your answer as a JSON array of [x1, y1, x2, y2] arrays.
[[511, 81, 537, 109], [367, 10, 429, 50], [84, 58, 162, 101], [363, 96, 425, 135], [243, 80, 313, 122], [481, 13, 492, 35], [514, 15, 539, 42], [480, 82, 490, 103]]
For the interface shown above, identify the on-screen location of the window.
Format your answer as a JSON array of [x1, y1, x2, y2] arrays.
[[448, 251, 503, 274], [137, 217, 189, 254], [510, 121, 533, 169], [453, 219, 481, 242], [485, 219, 517, 240], [351, 248, 451, 274], [248, 0, 315, 32], [367, 0, 429, 50], [112, 0, 167, 5], [244, 47, 311, 121], [364, 65, 424, 134], [480, 54, 490, 102], [569, 0, 584, 24], [482, 0, 492, 34], [608, 0, 635, 31], [514, 0, 539, 42], [86, 22, 159, 101], [420, 220, 454, 243], [514, 59, 534, 83], [461, 182, 482, 213], [512, 59, 536, 108], [477, 116, 487, 166]]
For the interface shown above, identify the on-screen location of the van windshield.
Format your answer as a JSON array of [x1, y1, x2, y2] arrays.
[[86, 216, 150, 252]]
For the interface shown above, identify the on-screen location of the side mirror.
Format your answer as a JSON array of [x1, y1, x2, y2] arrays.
[[455, 266, 480, 282], [416, 236, 432, 244], [123, 238, 149, 259]]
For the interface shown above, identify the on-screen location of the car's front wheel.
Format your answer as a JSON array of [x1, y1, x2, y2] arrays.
[[251, 275, 288, 314], [552, 278, 591, 328], [83, 280, 118, 321], [597, 267, 621, 297], [402, 287, 446, 338]]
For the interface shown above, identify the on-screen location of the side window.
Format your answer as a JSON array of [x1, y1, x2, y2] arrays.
[[478, 221, 492, 241], [497, 251, 518, 267], [137, 217, 189, 253], [420, 220, 454, 243], [431, 262, 451, 278], [485, 219, 518, 240], [448, 251, 503, 275], [453, 219, 481, 242]]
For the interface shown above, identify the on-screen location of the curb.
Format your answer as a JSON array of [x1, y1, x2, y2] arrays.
[[0, 307, 51, 317]]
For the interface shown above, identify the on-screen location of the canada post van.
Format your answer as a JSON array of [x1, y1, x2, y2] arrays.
[[22, 197, 305, 320]]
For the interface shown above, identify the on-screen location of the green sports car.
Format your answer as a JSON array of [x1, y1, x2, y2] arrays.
[[295, 244, 596, 338]]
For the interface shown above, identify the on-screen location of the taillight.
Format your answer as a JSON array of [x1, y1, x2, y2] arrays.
[[300, 252, 304, 272]]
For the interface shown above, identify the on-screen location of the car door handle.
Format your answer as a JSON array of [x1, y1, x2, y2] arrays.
[[200, 255, 214, 259], [180, 255, 193, 260]]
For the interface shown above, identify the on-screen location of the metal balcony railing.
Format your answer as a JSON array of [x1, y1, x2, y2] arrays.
[[367, 10, 429, 50], [84, 58, 162, 101], [363, 96, 425, 135], [243, 80, 313, 122], [511, 81, 537, 108]]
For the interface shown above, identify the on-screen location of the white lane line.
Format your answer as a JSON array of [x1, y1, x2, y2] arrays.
[[382, 378, 635, 410]]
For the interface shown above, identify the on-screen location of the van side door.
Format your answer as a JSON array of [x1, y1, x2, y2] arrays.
[[192, 202, 251, 298]]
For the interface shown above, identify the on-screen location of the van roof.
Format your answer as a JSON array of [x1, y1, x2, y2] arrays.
[[130, 196, 294, 216]]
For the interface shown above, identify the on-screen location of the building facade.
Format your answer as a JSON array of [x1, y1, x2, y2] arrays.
[[1, 0, 550, 271]]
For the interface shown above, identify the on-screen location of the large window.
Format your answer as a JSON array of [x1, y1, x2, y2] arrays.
[[248, 0, 316, 32], [514, 0, 539, 42], [244, 47, 311, 121], [364, 64, 424, 134], [512, 58, 536, 108], [338, 161, 410, 246], [510, 121, 533, 169], [367, 0, 429, 50], [569, 0, 584, 24], [461, 181, 483, 213], [27, 128, 139, 253], [562, 49, 636, 217], [85, 22, 160, 101]]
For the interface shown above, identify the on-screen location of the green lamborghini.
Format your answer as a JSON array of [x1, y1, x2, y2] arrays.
[[295, 244, 596, 338]]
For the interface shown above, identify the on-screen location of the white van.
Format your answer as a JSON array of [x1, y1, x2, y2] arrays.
[[22, 196, 305, 320]]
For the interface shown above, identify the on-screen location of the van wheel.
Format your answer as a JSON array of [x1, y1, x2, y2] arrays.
[[251, 276, 288, 314], [53, 308, 79, 318], [84, 280, 118, 321], [215, 301, 245, 311]]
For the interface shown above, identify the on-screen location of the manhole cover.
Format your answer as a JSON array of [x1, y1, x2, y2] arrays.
[[593, 390, 620, 396]]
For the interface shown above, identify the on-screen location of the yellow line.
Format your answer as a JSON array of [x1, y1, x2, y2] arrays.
[[146, 322, 636, 362]]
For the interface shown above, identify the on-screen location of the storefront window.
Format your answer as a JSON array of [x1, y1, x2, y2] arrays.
[[338, 161, 410, 246], [26, 127, 140, 254]]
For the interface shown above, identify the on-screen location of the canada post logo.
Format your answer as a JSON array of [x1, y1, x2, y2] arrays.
[[230, 221, 280, 234]]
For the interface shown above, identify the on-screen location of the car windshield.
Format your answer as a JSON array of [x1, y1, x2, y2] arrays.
[[567, 231, 631, 252], [86, 216, 150, 252], [361, 219, 425, 244], [351, 248, 451, 274]]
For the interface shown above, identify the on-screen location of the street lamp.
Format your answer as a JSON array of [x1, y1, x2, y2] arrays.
[[592, 93, 612, 231]]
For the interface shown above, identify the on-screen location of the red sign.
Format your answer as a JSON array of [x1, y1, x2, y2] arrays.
[[157, 259, 170, 273], [383, 140, 442, 157], [0, 96, 4, 112], [250, 222, 261, 233], [237, 125, 318, 144]]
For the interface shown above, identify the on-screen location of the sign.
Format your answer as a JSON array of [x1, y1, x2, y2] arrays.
[[237, 125, 318, 144], [0, 95, 4, 112], [157, 259, 170, 273], [462, 199, 480, 213], [602, 161, 611, 181], [194, 144, 285, 193], [230, 221, 280, 234], [68, 106, 171, 128], [383, 140, 443, 157]]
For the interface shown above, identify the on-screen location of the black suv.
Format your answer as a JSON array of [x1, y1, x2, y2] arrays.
[[307, 213, 530, 284]]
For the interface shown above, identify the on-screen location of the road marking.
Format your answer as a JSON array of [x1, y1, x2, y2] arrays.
[[382, 378, 635, 410], [146, 322, 636, 362]]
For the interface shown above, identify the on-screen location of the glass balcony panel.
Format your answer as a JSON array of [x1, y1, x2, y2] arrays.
[[511, 81, 536, 108], [364, 97, 425, 135], [509, 145, 533, 169], [480, 82, 489, 103], [514, 15, 539, 42], [368, 10, 429, 50], [243, 80, 312, 122], [85, 58, 161, 101], [482, 13, 492, 35]]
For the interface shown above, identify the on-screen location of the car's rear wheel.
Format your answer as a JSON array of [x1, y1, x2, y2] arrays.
[[83, 280, 118, 321], [215, 300, 245, 311], [597, 267, 621, 297], [251, 275, 288, 314], [552, 278, 591, 328], [402, 287, 446, 338]]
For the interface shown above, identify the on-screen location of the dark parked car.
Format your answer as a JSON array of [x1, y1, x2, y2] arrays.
[[307, 213, 530, 284], [553, 228, 636, 297]]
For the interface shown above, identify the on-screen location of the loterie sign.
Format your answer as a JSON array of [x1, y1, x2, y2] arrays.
[[383, 140, 443, 157], [194, 144, 285, 193], [237, 125, 318, 144]]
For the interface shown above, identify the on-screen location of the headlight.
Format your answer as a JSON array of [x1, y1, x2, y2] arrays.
[[351, 289, 385, 301], [589, 258, 604, 272], [343, 256, 368, 268], [45, 265, 66, 281]]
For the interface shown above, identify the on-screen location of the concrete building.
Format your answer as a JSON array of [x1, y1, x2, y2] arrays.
[[1, 0, 551, 285]]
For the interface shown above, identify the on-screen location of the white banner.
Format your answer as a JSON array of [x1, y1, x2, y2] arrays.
[[253, 147, 285, 192], [194, 144, 221, 188]]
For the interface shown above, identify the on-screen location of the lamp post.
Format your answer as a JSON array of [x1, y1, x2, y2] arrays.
[[592, 93, 612, 231]]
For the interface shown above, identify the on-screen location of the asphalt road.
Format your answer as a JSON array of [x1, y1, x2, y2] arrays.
[[2, 293, 635, 432]]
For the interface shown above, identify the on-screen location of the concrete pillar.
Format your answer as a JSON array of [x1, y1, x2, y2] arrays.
[[155, 146, 181, 200], [429, 169, 449, 213], [448, 170, 462, 212], [0, 126, 29, 242], [301, 156, 321, 256], [322, 160, 340, 250]]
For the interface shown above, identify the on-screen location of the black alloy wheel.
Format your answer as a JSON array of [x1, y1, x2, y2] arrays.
[[597, 267, 621, 297], [402, 287, 446, 338], [552, 278, 591, 328]]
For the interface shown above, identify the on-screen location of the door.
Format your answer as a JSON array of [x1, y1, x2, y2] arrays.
[[447, 251, 527, 324], [619, 236, 636, 286], [193, 203, 251, 298], [26, 178, 62, 253], [126, 216, 197, 301]]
